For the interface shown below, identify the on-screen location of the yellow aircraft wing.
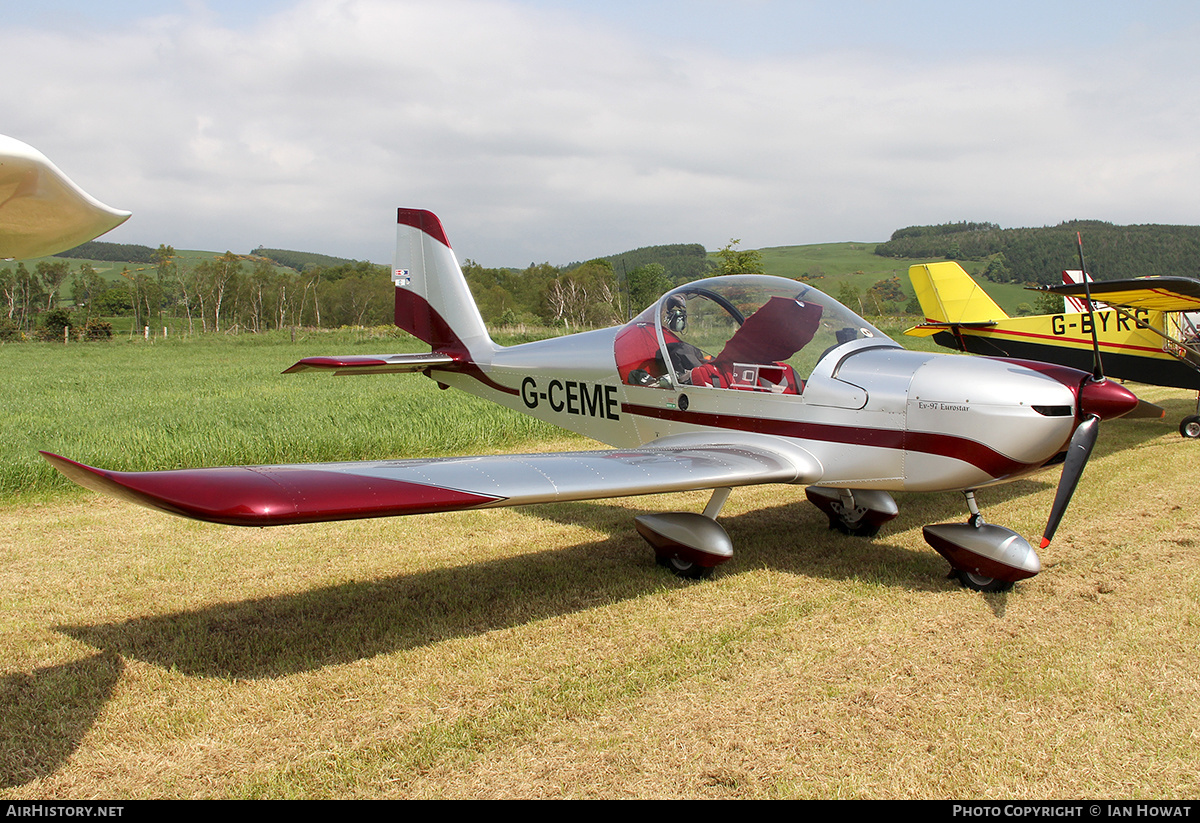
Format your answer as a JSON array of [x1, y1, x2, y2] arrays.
[[1043, 276, 1200, 313]]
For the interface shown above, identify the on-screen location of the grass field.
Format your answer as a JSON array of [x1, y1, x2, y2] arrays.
[[2, 328, 1199, 798]]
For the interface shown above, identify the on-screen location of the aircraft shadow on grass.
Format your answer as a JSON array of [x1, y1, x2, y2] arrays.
[[4, 401, 1171, 788], [54, 500, 941, 684], [0, 654, 123, 789]]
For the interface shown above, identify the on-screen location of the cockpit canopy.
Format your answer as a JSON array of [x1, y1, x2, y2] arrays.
[[614, 274, 889, 394]]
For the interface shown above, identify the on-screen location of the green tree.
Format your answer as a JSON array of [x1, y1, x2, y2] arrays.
[[36, 260, 71, 311], [836, 282, 863, 314], [95, 285, 133, 316], [71, 263, 107, 321], [626, 263, 673, 313], [715, 239, 764, 276], [543, 261, 621, 329], [1034, 291, 1065, 315], [153, 244, 177, 327], [41, 307, 73, 339]]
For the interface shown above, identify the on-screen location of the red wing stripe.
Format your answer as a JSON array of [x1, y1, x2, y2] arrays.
[[41, 452, 502, 527]]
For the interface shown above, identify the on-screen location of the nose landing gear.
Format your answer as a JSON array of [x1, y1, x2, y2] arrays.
[[924, 492, 1041, 593]]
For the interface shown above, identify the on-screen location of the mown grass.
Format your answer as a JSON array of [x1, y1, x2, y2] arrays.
[[1, 326, 1198, 798]]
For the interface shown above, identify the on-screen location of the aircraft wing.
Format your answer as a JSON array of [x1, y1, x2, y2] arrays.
[[1042, 277, 1200, 312], [282, 352, 459, 375], [41, 433, 822, 527], [0, 134, 131, 259]]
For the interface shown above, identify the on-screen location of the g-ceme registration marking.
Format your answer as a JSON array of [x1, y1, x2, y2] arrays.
[[521, 377, 620, 420]]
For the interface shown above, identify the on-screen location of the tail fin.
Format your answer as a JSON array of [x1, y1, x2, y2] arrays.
[[393, 208, 495, 361], [908, 262, 1009, 324]]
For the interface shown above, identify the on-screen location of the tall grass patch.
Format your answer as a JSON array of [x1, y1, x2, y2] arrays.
[[0, 329, 575, 497]]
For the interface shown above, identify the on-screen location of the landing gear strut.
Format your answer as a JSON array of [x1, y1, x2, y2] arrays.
[[805, 487, 899, 538]]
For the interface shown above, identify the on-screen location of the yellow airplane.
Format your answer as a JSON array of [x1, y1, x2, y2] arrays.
[[905, 261, 1200, 436]]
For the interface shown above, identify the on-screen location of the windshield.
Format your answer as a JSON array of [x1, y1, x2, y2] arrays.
[[615, 274, 888, 394]]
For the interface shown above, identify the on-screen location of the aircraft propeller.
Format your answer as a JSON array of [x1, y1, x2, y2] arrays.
[[1040, 414, 1098, 549], [1038, 234, 1138, 549]]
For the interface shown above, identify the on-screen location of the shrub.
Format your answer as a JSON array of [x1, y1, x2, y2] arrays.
[[83, 319, 113, 340]]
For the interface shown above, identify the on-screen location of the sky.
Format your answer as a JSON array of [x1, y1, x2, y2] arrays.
[[4, 0, 1200, 267]]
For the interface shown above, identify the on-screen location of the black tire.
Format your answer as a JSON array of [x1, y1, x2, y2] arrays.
[[954, 569, 1014, 593], [1180, 415, 1200, 439], [657, 554, 714, 580]]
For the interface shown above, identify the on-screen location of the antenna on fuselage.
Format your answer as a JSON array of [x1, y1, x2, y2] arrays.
[[1076, 232, 1104, 381]]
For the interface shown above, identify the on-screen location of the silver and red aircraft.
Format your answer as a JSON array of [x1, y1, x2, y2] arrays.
[[44, 209, 1142, 592]]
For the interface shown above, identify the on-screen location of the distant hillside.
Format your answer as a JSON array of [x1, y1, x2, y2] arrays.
[[874, 220, 1200, 284], [251, 247, 361, 271], [54, 240, 157, 263], [571, 243, 714, 283]]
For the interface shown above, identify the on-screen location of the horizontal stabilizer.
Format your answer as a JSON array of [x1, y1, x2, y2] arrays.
[[282, 352, 459, 375], [42, 433, 822, 527], [904, 320, 998, 338]]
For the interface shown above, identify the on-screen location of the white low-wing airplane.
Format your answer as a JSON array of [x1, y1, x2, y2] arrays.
[[0, 134, 130, 259], [44, 209, 1142, 592]]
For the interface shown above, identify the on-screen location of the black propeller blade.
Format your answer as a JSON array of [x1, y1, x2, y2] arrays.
[[1041, 415, 1099, 549]]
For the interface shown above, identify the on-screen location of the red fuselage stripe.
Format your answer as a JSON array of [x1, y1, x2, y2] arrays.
[[620, 402, 1044, 479]]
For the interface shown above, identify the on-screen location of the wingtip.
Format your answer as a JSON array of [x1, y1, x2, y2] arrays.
[[40, 450, 111, 486], [40, 450, 78, 470]]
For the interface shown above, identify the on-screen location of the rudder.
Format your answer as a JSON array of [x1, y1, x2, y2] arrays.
[[908, 262, 1009, 324], [393, 208, 495, 361]]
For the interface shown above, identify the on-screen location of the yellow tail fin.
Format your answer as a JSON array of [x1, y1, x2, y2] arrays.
[[908, 262, 1009, 323]]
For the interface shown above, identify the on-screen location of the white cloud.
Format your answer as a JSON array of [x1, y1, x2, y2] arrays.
[[3, 0, 1200, 264]]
